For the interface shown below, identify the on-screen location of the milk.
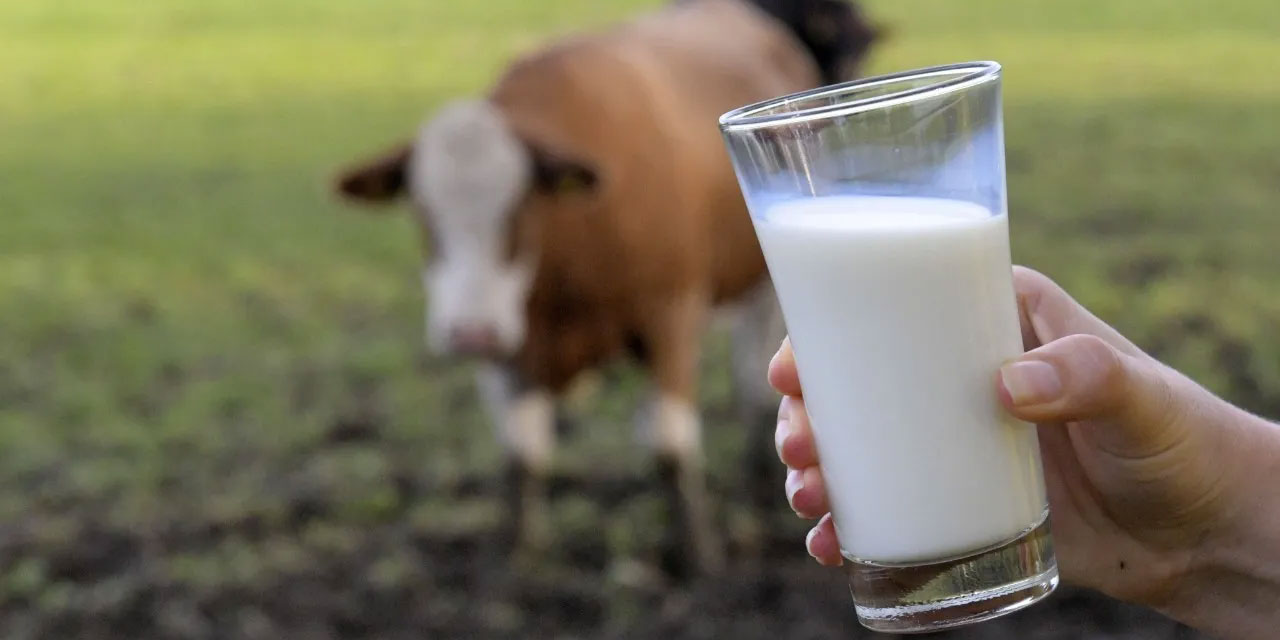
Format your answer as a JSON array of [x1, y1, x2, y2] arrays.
[[756, 195, 1048, 563]]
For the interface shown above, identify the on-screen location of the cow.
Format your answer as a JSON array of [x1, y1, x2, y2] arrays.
[[333, 0, 880, 575]]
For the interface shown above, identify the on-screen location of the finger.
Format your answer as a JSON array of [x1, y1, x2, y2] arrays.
[[775, 396, 819, 469], [805, 513, 843, 566], [998, 333, 1200, 458], [768, 336, 803, 396], [1012, 266, 1144, 357], [1034, 421, 1094, 584], [786, 465, 829, 519]]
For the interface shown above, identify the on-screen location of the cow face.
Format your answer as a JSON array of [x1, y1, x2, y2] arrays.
[[334, 99, 597, 359]]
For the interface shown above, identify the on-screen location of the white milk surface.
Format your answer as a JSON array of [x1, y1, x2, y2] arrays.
[[756, 196, 1048, 563]]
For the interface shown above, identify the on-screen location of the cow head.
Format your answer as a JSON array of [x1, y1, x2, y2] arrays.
[[334, 99, 598, 359]]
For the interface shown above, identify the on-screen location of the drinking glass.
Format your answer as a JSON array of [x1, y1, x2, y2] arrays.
[[720, 61, 1057, 633]]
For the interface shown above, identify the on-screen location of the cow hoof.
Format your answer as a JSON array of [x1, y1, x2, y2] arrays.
[[660, 532, 725, 581], [654, 454, 725, 580], [517, 510, 552, 554], [692, 539, 726, 576], [502, 460, 551, 561]]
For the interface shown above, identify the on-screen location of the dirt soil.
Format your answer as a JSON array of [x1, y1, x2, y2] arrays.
[[0, 469, 1204, 640]]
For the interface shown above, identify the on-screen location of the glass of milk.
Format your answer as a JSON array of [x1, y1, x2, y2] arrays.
[[720, 61, 1056, 633]]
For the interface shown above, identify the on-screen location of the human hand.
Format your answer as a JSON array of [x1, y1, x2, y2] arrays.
[[771, 266, 1280, 631]]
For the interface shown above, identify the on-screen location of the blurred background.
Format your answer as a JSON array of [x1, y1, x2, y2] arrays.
[[2, 0, 1277, 637]]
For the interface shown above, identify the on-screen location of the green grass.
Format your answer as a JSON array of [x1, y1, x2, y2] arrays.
[[1, 0, 1278, 634]]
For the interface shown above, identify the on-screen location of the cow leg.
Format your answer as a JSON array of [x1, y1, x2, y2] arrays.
[[645, 395, 724, 577], [639, 291, 724, 577], [477, 365, 555, 554], [728, 280, 789, 516]]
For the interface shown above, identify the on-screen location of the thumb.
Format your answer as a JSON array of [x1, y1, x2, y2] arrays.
[[998, 333, 1190, 458]]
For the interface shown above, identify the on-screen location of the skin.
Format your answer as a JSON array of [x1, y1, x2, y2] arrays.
[[770, 266, 1280, 639]]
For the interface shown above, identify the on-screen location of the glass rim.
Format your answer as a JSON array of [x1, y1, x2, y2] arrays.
[[719, 61, 1001, 133]]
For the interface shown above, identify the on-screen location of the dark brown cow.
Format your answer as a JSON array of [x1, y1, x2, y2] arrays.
[[335, 0, 879, 574]]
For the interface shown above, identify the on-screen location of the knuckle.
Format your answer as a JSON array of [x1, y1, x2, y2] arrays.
[[1012, 267, 1055, 309], [788, 398, 809, 433], [1012, 266, 1050, 296], [1072, 333, 1124, 379], [1143, 363, 1186, 430], [1055, 333, 1128, 415]]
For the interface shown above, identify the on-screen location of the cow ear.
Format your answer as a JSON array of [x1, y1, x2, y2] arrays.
[[528, 144, 598, 196], [334, 143, 412, 205]]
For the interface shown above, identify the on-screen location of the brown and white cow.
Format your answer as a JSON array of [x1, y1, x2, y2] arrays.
[[334, 0, 879, 574]]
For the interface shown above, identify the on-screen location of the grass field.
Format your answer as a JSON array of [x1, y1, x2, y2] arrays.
[[2, 0, 1278, 637]]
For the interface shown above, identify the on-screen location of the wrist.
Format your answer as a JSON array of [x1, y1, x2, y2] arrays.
[[1158, 413, 1280, 639]]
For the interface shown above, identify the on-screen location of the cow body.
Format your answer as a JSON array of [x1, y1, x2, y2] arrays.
[[489, 4, 824, 570], [336, 0, 879, 574]]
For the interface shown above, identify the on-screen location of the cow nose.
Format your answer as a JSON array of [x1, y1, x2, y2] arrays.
[[449, 323, 500, 356]]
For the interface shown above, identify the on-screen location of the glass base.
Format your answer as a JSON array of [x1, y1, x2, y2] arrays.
[[845, 513, 1057, 634]]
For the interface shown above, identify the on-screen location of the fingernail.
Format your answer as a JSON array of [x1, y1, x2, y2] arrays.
[[775, 418, 791, 459], [1000, 360, 1063, 406], [793, 467, 822, 514], [785, 468, 803, 504], [776, 399, 793, 459], [805, 525, 820, 560]]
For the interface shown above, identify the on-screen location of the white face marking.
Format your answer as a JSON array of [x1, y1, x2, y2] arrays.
[[409, 99, 535, 356]]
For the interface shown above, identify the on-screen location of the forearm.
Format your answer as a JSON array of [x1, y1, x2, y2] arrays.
[[1160, 413, 1280, 639]]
